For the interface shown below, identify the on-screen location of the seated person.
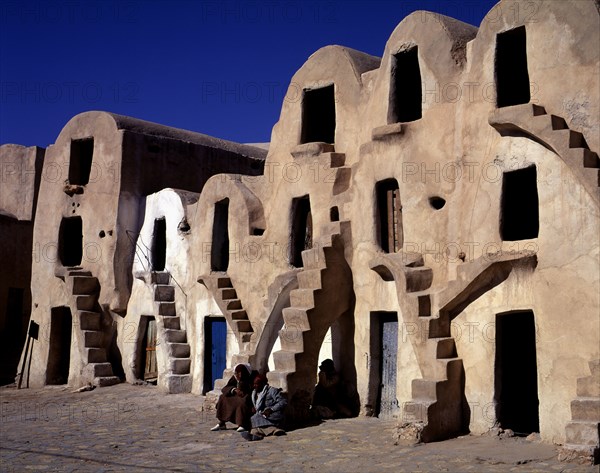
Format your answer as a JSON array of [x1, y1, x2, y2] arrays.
[[211, 363, 256, 432], [241, 374, 287, 441], [311, 359, 355, 419]]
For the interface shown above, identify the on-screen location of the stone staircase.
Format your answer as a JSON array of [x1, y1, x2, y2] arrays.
[[66, 268, 119, 387], [489, 103, 600, 206], [371, 250, 537, 442], [151, 271, 192, 393], [197, 274, 254, 393], [268, 221, 354, 403], [560, 359, 600, 465]]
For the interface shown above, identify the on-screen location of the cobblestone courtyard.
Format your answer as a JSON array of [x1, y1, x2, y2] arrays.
[[0, 384, 596, 472]]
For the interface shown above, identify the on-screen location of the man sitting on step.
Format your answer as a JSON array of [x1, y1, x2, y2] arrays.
[[241, 374, 287, 441]]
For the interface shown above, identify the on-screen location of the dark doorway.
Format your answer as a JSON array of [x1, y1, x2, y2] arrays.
[[301, 84, 336, 144], [290, 195, 312, 268], [46, 307, 72, 385], [376, 179, 403, 253], [203, 317, 227, 394], [151, 218, 167, 271], [370, 311, 399, 418], [495, 310, 539, 434], [139, 316, 158, 382], [495, 26, 530, 108], [6, 287, 25, 337], [500, 166, 539, 241], [389, 47, 422, 123], [211, 199, 229, 272], [58, 216, 83, 267], [69, 138, 94, 186]]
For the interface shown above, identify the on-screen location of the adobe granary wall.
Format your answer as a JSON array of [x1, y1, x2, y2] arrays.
[[0, 144, 44, 385], [11, 0, 599, 464], [18, 111, 266, 389]]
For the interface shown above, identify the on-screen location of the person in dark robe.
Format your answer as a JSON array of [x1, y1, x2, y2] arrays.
[[211, 363, 256, 432], [311, 359, 355, 419]]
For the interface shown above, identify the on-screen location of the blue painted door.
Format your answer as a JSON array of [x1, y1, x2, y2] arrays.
[[204, 317, 227, 393], [211, 319, 227, 388]]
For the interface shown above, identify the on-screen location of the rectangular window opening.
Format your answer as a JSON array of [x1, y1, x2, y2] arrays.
[[290, 196, 312, 268], [211, 199, 230, 272], [500, 165, 539, 241], [389, 47, 422, 123], [301, 84, 336, 144], [376, 179, 403, 253], [495, 26, 530, 108], [59, 216, 83, 267], [69, 138, 94, 186]]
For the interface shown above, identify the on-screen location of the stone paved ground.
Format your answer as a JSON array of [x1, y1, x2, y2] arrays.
[[0, 383, 596, 473]]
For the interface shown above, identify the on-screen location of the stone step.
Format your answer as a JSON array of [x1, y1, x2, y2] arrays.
[[429, 316, 451, 339], [220, 288, 237, 300], [571, 398, 600, 421], [91, 362, 113, 377], [402, 400, 435, 423], [94, 376, 120, 387], [217, 277, 232, 288], [577, 376, 600, 398], [170, 358, 191, 374], [214, 378, 228, 391], [71, 276, 99, 295], [151, 271, 170, 285], [155, 285, 174, 302], [165, 329, 186, 343], [231, 310, 247, 320], [75, 295, 95, 311], [279, 327, 305, 352], [162, 316, 181, 330], [301, 246, 328, 270], [168, 342, 190, 358], [411, 379, 438, 401], [565, 421, 600, 446], [321, 152, 346, 168], [531, 104, 547, 116], [225, 299, 242, 310], [79, 311, 101, 331], [444, 358, 463, 379], [290, 288, 315, 308], [165, 374, 193, 394], [553, 129, 587, 149], [68, 269, 92, 277], [266, 370, 290, 392], [436, 338, 457, 359], [158, 302, 176, 316], [86, 348, 106, 363], [235, 320, 253, 333], [582, 149, 600, 169], [418, 294, 431, 317], [405, 266, 433, 292], [231, 354, 250, 367], [272, 350, 297, 371], [297, 269, 323, 289], [282, 307, 311, 330], [550, 115, 568, 130], [83, 330, 103, 348]]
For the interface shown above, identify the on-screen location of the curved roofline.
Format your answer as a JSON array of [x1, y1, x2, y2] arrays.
[[303, 45, 381, 84], [68, 111, 268, 160]]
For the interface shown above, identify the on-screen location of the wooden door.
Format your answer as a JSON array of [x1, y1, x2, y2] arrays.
[[143, 319, 158, 381]]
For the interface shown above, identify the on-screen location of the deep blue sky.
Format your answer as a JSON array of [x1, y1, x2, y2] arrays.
[[0, 0, 498, 148]]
